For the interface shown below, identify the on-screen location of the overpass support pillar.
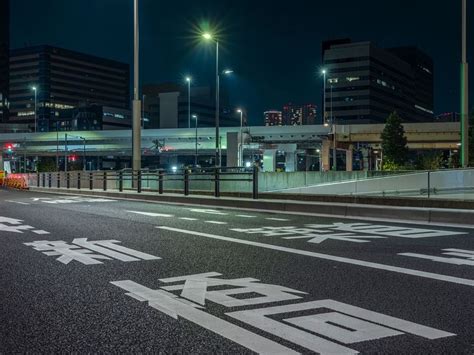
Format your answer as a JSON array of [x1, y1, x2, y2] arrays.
[[0, 153, 3, 171], [345, 144, 353, 172], [321, 140, 331, 172], [226, 132, 239, 167]]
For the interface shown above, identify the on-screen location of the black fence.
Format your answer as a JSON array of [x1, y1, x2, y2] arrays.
[[32, 166, 259, 199]]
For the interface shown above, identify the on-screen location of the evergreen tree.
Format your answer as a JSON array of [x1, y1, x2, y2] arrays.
[[381, 111, 408, 167]]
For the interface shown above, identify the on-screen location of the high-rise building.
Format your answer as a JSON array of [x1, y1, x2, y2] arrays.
[[0, 0, 9, 122], [9, 45, 130, 131], [322, 39, 434, 124], [264, 110, 283, 126], [143, 83, 239, 129], [282, 103, 317, 125]]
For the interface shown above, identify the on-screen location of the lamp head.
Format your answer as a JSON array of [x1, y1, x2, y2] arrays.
[[202, 32, 213, 40], [185, 77, 191, 83], [223, 69, 234, 75]]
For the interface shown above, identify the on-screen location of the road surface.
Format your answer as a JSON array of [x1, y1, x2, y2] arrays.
[[1, 189, 473, 354]]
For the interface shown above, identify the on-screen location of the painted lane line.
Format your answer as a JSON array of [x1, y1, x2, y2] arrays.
[[236, 215, 257, 218], [265, 217, 290, 221], [128, 211, 174, 218], [157, 227, 474, 287], [205, 221, 228, 225], [32, 230, 50, 235], [5, 200, 31, 205], [179, 217, 199, 221]]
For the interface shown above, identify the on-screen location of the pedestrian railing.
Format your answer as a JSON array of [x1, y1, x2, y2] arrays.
[[29, 166, 259, 199]]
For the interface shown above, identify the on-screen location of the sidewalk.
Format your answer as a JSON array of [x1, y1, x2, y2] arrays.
[[28, 187, 474, 228]]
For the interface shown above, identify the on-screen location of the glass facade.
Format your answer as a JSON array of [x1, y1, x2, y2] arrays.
[[8, 45, 130, 131], [0, 0, 9, 122], [323, 40, 434, 124]]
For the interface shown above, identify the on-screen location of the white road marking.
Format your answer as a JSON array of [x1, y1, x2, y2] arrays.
[[205, 221, 228, 225], [32, 230, 50, 235], [157, 227, 474, 287], [111, 280, 299, 354], [236, 215, 257, 218], [179, 217, 199, 221], [190, 208, 228, 216], [265, 217, 290, 221], [128, 211, 174, 218], [5, 200, 31, 205], [25, 239, 160, 265], [399, 248, 474, 266]]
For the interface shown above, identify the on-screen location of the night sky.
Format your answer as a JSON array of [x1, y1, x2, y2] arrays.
[[10, 0, 474, 125]]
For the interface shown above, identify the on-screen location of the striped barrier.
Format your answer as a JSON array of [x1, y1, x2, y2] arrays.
[[3, 173, 29, 190]]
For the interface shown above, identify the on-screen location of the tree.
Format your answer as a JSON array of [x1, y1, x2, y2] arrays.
[[37, 158, 56, 172], [416, 151, 444, 170], [381, 111, 409, 168]]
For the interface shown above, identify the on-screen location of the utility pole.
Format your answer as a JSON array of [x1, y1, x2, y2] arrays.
[[132, 0, 142, 171], [461, 0, 469, 167]]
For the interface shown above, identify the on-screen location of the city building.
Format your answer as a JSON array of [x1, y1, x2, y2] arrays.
[[435, 112, 460, 122], [142, 83, 239, 129], [264, 110, 283, 126], [8, 45, 130, 131], [282, 103, 317, 125], [322, 39, 434, 124], [0, 0, 9, 122]]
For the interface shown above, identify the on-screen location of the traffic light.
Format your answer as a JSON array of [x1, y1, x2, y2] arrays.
[[5, 144, 13, 154]]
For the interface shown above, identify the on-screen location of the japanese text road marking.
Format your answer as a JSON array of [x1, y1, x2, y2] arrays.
[[112, 272, 453, 354], [0, 216, 49, 235], [25, 239, 160, 265], [157, 227, 474, 287], [399, 249, 474, 266]]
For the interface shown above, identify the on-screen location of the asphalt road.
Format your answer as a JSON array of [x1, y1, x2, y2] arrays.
[[1, 188, 473, 354]]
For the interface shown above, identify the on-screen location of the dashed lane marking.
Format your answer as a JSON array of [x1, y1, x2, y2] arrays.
[[205, 221, 228, 225], [236, 215, 257, 218], [128, 211, 174, 218], [157, 226, 474, 288], [179, 217, 199, 221], [32, 230, 50, 235], [265, 217, 290, 221], [5, 200, 31, 205]]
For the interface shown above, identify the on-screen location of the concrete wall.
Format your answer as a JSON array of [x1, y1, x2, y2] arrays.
[[274, 169, 474, 198]]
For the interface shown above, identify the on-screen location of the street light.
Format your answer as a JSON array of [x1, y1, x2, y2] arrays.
[[202, 32, 221, 166], [186, 77, 192, 128], [461, 0, 469, 167], [192, 114, 198, 166], [237, 109, 244, 166], [321, 69, 326, 126], [32, 86, 37, 133], [132, 0, 141, 172]]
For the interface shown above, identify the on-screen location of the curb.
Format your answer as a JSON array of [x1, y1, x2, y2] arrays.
[[27, 187, 474, 227]]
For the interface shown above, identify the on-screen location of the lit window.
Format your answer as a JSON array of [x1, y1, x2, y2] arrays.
[[346, 77, 360, 82]]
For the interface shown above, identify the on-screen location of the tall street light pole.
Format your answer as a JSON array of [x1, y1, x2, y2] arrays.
[[321, 70, 326, 125], [186, 77, 191, 128], [202, 33, 220, 166], [237, 109, 243, 166], [32, 86, 37, 132], [461, 0, 469, 167], [132, 0, 142, 172], [193, 114, 198, 166]]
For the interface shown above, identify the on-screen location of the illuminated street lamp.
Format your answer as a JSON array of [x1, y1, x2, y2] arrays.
[[202, 32, 221, 166], [32, 86, 37, 132], [237, 109, 244, 166], [185, 77, 192, 128]]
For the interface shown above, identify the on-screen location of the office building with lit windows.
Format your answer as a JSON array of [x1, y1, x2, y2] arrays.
[[280, 103, 317, 126], [0, 0, 9, 122], [8, 45, 130, 131], [264, 110, 283, 126], [322, 39, 434, 124]]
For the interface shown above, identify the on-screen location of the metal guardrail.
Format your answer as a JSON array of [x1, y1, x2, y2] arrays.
[[33, 166, 259, 199]]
